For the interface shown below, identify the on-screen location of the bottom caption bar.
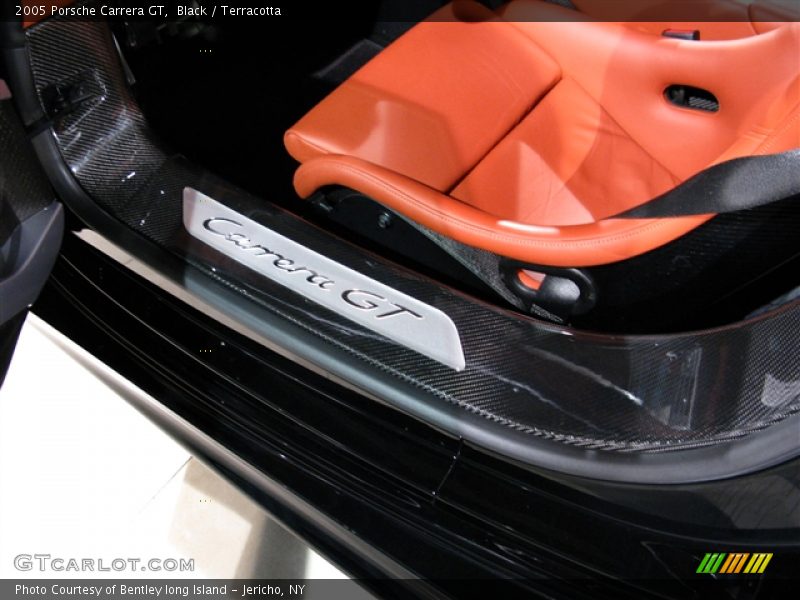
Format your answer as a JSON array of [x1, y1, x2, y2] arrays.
[[5, 580, 375, 600]]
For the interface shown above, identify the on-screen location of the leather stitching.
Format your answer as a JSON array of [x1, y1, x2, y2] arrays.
[[301, 159, 706, 254]]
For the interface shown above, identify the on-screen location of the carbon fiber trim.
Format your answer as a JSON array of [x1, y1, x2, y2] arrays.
[[26, 17, 174, 235], [0, 99, 53, 243], [24, 13, 800, 458]]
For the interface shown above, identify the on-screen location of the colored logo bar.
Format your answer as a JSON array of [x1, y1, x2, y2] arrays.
[[697, 553, 773, 574]]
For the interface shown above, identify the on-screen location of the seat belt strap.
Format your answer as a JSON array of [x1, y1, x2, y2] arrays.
[[617, 150, 800, 219]]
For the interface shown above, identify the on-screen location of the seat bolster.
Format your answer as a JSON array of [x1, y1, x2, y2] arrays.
[[284, 129, 332, 165], [293, 154, 712, 267]]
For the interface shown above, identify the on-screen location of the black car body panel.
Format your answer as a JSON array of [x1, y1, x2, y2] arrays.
[[33, 229, 800, 598]]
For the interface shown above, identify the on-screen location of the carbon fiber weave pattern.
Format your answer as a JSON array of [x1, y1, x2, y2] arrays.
[[0, 100, 53, 243]]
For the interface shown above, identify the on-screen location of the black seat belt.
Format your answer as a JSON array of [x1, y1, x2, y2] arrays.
[[617, 150, 800, 219]]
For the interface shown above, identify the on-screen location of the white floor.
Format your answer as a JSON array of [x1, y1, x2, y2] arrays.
[[0, 314, 348, 580]]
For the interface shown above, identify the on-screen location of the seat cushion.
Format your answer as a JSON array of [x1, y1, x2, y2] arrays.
[[285, 14, 561, 191], [452, 78, 681, 225]]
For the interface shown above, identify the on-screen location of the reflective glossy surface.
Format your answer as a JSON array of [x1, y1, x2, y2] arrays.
[[34, 231, 800, 598]]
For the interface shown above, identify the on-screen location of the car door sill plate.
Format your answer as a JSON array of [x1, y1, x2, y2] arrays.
[[183, 188, 466, 371]]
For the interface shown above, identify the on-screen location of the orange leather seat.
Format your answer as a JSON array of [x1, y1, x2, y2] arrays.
[[286, 0, 800, 269]]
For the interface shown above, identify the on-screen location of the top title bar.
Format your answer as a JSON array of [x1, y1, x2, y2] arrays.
[[6, 0, 800, 24]]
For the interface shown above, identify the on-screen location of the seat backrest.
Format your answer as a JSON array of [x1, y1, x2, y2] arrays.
[[503, 2, 800, 181]]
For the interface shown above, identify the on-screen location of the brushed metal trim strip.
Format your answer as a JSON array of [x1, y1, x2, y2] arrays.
[[183, 188, 465, 371]]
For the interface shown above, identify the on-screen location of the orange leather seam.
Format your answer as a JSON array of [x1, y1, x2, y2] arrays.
[[443, 69, 563, 195], [561, 75, 682, 181], [755, 105, 800, 155], [307, 162, 689, 247], [284, 130, 332, 163], [294, 155, 711, 266]]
